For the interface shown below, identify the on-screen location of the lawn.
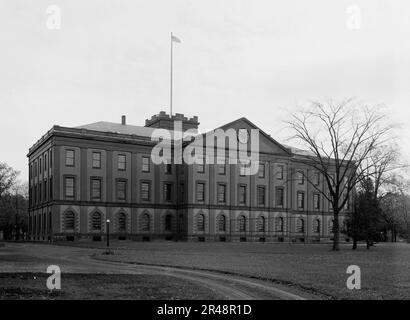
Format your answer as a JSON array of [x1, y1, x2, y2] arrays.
[[0, 273, 222, 300], [76, 241, 410, 300]]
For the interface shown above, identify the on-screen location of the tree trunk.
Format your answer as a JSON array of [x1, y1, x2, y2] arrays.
[[352, 236, 357, 250], [332, 211, 340, 251]]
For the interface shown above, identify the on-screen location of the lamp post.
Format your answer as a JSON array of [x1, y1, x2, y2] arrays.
[[106, 219, 110, 251]]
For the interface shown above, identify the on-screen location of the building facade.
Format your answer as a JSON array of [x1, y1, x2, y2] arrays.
[[27, 112, 351, 242]]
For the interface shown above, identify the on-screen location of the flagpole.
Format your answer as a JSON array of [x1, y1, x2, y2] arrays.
[[170, 32, 173, 116]]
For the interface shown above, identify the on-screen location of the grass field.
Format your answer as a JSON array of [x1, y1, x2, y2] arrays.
[[0, 273, 222, 300], [72, 241, 410, 300]]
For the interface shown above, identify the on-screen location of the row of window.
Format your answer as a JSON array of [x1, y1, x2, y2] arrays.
[[63, 176, 179, 202], [63, 211, 176, 232], [29, 178, 53, 206], [28, 212, 52, 234], [30, 210, 337, 236], [30, 149, 53, 179], [63, 150, 342, 191], [195, 215, 334, 234], [63, 211, 128, 232], [62, 176, 347, 210], [195, 214, 283, 232], [66, 151, 175, 174], [64, 150, 294, 179]]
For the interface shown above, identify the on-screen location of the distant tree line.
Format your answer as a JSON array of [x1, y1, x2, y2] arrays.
[[0, 162, 28, 240], [345, 174, 410, 249]]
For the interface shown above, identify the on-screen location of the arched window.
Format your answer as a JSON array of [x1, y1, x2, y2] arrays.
[[217, 215, 226, 232], [165, 214, 172, 231], [118, 212, 126, 232], [65, 211, 75, 230], [257, 216, 266, 232], [92, 211, 102, 231], [178, 214, 184, 232], [314, 219, 321, 234], [276, 217, 284, 232], [297, 218, 305, 233], [141, 213, 150, 231], [329, 219, 334, 234], [197, 213, 205, 232], [239, 215, 246, 232]]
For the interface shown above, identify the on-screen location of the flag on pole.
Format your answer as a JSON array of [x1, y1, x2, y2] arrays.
[[171, 34, 181, 43]]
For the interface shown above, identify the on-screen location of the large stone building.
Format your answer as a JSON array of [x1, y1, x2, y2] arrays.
[[27, 112, 350, 242]]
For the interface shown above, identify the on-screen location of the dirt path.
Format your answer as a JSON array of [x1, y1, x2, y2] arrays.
[[1, 243, 318, 300]]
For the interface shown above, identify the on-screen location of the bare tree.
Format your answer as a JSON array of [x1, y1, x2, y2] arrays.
[[0, 162, 19, 201], [287, 99, 394, 251]]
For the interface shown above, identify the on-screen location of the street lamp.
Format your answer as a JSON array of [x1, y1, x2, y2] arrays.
[[106, 219, 110, 252]]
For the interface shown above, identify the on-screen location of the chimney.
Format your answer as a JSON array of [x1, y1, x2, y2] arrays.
[[121, 115, 126, 125]]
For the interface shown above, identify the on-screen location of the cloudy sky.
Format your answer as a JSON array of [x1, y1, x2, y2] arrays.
[[1, 0, 409, 180]]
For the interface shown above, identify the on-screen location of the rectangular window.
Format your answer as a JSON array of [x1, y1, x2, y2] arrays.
[[92, 152, 101, 169], [39, 158, 42, 174], [276, 187, 284, 206], [165, 163, 172, 174], [328, 192, 333, 211], [117, 180, 127, 200], [39, 182, 42, 202], [118, 154, 126, 171], [91, 178, 102, 200], [65, 150, 75, 167], [329, 173, 335, 187], [50, 150, 52, 169], [238, 185, 247, 205], [196, 182, 205, 202], [313, 193, 320, 210], [44, 180, 47, 201], [297, 191, 305, 209], [257, 186, 265, 206], [141, 182, 151, 201], [217, 184, 226, 203], [218, 161, 226, 175], [164, 183, 172, 201], [313, 172, 320, 186], [49, 177, 53, 199], [142, 156, 150, 172], [179, 183, 185, 202], [197, 158, 205, 173], [277, 165, 284, 180], [298, 171, 305, 185], [344, 196, 349, 211], [44, 154, 47, 171], [65, 177, 75, 198], [258, 163, 265, 178]]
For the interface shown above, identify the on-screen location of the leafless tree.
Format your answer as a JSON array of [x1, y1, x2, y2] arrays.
[[0, 162, 19, 201], [287, 99, 394, 251]]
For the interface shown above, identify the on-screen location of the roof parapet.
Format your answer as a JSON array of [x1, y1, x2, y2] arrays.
[[145, 111, 199, 130]]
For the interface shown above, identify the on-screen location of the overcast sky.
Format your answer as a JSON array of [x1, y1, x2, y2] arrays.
[[1, 0, 409, 181]]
